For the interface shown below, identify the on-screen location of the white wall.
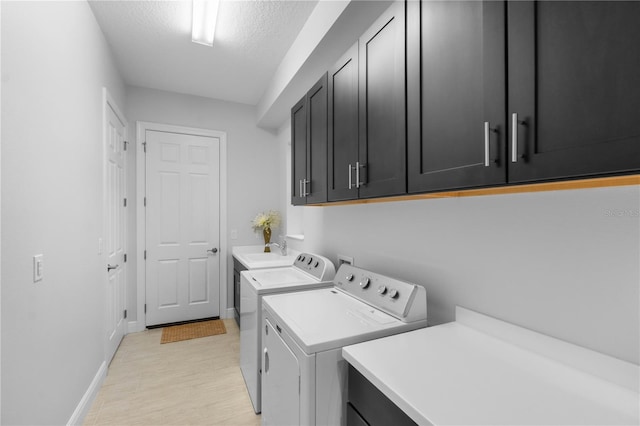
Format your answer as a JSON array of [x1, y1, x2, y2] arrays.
[[296, 184, 639, 364], [1, 1, 126, 424], [124, 86, 283, 319]]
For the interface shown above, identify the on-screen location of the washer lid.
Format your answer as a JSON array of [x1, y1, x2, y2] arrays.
[[263, 288, 425, 353]]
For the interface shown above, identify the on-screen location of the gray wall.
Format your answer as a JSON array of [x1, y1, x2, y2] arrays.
[[293, 185, 639, 364], [1, 2, 126, 423], [124, 86, 284, 320]]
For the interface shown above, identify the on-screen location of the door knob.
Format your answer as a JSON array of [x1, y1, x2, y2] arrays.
[[107, 264, 118, 271], [207, 248, 218, 254]]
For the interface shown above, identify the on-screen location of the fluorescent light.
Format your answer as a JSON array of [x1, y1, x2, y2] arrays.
[[192, 0, 220, 46]]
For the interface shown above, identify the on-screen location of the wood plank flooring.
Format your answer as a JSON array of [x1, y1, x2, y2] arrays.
[[84, 319, 260, 425]]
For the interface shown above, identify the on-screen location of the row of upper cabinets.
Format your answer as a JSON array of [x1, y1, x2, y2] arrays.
[[292, 0, 640, 206]]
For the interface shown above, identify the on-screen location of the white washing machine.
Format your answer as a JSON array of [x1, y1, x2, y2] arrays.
[[240, 252, 336, 414], [261, 263, 427, 426]]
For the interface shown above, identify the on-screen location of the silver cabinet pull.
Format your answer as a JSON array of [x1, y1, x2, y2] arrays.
[[356, 162, 365, 188], [511, 113, 518, 163], [303, 179, 310, 196], [484, 122, 491, 167], [299, 180, 303, 198], [348, 163, 353, 189]]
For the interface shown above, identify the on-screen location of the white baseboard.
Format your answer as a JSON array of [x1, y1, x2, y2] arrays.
[[127, 320, 145, 333], [67, 361, 107, 426], [225, 307, 235, 319]]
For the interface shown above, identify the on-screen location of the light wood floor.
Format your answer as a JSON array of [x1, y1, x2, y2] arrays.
[[84, 319, 261, 425]]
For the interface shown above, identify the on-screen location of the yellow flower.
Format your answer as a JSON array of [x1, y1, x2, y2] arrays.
[[251, 210, 281, 231]]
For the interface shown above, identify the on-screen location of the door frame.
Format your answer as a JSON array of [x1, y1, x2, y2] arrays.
[[102, 88, 128, 355], [135, 121, 228, 332]]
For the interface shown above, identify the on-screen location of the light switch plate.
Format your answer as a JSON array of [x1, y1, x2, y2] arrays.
[[33, 254, 44, 282]]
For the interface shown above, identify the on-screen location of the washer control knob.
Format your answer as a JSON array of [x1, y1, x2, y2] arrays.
[[359, 277, 370, 289], [346, 274, 354, 282], [388, 289, 399, 299], [300, 255, 306, 262], [314, 261, 319, 268], [377, 285, 387, 295]]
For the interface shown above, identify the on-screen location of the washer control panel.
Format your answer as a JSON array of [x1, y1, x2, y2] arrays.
[[292, 253, 336, 281], [334, 264, 422, 320]]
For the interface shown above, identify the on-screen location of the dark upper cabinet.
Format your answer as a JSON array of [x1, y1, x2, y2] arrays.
[[291, 73, 328, 205], [358, 0, 406, 198], [407, 1, 507, 193], [507, 1, 640, 183], [328, 43, 359, 202], [291, 96, 307, 205], [328, 1, 406, 202]]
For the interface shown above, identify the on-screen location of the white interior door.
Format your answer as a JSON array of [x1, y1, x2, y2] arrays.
[[145, 130, 221, 326], [104, 94, 127, 364]]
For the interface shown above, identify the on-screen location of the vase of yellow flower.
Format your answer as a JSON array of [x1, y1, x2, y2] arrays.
[[251, 210, 281, 252], [263, 227, 272, 252]]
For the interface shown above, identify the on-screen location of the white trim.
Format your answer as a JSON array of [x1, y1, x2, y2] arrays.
[[67, 361, 107, 426], [102, 88, 129, 361], [136, 121, 228, 329]]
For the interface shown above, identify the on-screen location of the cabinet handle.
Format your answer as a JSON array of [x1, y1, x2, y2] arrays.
[[356, 162, 365, 188], [348, 164, 353, 190], [484, 122, 491, 167], [302, 179, 310, 196], [299, 179, 303, 198], [511, 113, 518, 163]]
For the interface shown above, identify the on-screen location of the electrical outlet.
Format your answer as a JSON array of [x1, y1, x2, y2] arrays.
[[230, 229, 238, 240], [33, 254, 44, 282], [337, 254, 354, 266]]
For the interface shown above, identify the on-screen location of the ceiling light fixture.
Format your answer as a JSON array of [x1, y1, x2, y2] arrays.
[[192, 0, 220, 46]]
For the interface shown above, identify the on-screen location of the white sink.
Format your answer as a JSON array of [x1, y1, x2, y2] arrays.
[[243, 253, 286, 262], [232, 245, 299, 269]]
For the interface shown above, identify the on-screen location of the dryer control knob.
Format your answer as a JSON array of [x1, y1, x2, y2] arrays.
[[388, 289, 399, 299], [314, 261, 319, 268], [346, 274, 354, 282], [377, 285, 387, 295], [307, 257, 313, 265], [360, 277, 370, 289]]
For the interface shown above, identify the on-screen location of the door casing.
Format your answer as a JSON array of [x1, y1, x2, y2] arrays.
[[135, 121, 228, 332]]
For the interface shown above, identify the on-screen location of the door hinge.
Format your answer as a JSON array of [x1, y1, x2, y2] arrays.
[[124, 309, 127, 319], [144, 304, 147, 313], [144, 250, 147, 260], [123, 140, 128, 151], [143, 142, 147, 153], [123, 198, 127, 207], [124, 253, 127, 263], [144, 197, 147, 207], [299, 375, 301, 394]]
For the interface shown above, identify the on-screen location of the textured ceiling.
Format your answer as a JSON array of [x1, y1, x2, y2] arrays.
[[89, 0, 318, 105]]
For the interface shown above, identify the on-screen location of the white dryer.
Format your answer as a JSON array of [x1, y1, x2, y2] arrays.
[[240, 253, 336, 414], [261, 264, 427, 426]]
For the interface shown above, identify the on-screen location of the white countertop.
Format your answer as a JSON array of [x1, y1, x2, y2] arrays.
[[232, 245, 299, 269], [342, 307, 639, 426]]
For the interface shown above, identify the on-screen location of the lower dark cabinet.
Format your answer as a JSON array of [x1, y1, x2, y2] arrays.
[[347, 365, 417, 426]]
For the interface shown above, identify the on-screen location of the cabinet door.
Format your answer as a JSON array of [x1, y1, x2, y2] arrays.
[[328, 43, 360, 201], [291, 96, 307, 205], [358, 1, 406, 198], [508, 1, 640, 183], [306, 73, 328, 204], [407, 1, 507, 193]]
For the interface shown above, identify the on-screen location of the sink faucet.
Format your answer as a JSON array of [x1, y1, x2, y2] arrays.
[[265, 238, 287, 256]]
